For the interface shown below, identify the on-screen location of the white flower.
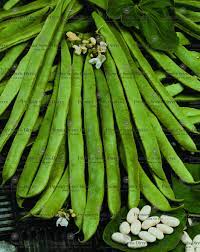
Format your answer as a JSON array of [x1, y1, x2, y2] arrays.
[[98, 41, 107, 53], [66, 31, 80, 42], [72, 45, 82, 55], [80, 45, 87, 54], [56, 217, 69, 227], [90, 37, 96, 45], [89, 54, 106, 69]]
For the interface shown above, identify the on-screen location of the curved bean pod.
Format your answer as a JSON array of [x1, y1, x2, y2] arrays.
[[81, 55, 104, 242], [104, 51, 140, 208], [68, 53, 86, 229], [119, 27, 197, 133], [92, 12, 164, 180], [95, 68, 121, 217], [0, 0, 65, 153], [16, 68, 60, 198], [27, 39, 71, 197], [2, 2, 71, 185]]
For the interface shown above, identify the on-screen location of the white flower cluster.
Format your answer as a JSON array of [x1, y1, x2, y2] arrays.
[[56, 208, 76, 228], [66, 31, 107, 69], [111, 205, 180, 249]]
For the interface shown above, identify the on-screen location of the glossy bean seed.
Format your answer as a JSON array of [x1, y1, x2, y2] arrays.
[[139, 231, 156, 243], [142, 216, 160, 230], [111, 233, 131, 245], [160, 215, 180, 227], [193, 234, 200, 249], [181, 231, 193, 245], [95, 69, 121, 217], [185, 244, 195, 252], [148, 227, 164, 240], [157, 224, 174, 234], [104, 52, 140, 207], [139, 205, 151, 221], [81, 55, 104, 242], [127, 208, 140, 223], [92, 14, 163, 181], [119, 222, 131, 235], [68, 54, 86, 229], [130, 219, 142, 235], [27, 39, 71, 196]]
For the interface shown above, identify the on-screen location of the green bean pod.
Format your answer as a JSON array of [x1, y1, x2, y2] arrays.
[[175, 45, 200, 77], [36, 167, 70, 219], [16, 68, 60, 198], [136, 34, 200, 91], [110, 24, 197, 152], [0, 42, 27, 82], [27, 39, 71, 197], [0, 0, 65, 153], [165, 83, 184, 97], [92, 12, 164, 181], [29, 138, 66, 216], [95, 68, 121, 217], [81, 55, 104, 242], [148, 110, 196, 184], [104, 52, 140, 208], [0, 0, 53, 21], [119, 142, 183, 211], [2, 1, 72, 184], [176, 11, 200, 36], [68, 54, 86, 229], [0, 7, 49, 40], [119, 28, 197, 133], [3, 0, 23, 10]]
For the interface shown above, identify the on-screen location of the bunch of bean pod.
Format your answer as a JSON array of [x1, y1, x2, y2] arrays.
[[0, 0, 199, 246], [182, 232, 200, 252], [111, 205, 180, 249]]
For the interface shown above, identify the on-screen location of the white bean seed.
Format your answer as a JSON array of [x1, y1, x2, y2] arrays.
[[148, 227, 164, 240], [157, 224, 174, 234], [127, 208, 140, 223], [139, 205, 151, 221], [181, 231, 192, 245], [138, 231, 156, 243], [111, 232, 131, 244], [142, 216, 160, 230], [119, 221, 131, 235], [130, 219, 142, 235], [160, 215, 180, 227], [127, 240, 148, 249], [185, 244, 195, 252], [193, 234, 200, 249]]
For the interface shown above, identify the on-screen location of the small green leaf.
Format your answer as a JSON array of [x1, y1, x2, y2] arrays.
[[140, 0, 172, 9], [103, 202, 187, 252], [172, 163, 200, 214], [107, 0, 134, 19]]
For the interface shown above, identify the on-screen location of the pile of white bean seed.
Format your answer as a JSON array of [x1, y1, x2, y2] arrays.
[[181, 231, 200, 252], [111, 205, 180, 249]]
